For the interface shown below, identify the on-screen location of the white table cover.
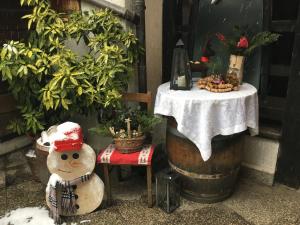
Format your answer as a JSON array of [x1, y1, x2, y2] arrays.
[[154, 82, 259, 161]]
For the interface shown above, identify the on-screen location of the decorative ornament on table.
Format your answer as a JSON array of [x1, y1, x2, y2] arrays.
[[197, 56, 239, 93], [45, 122, 104, 224], [216, 25, 280, 84], [225, 72, 240, 88], [197, 75, 238, 93], [170, 39, 192, 90], [189, 56, 209, 73]]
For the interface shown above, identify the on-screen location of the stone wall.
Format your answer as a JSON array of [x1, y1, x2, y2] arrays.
[[0, 147, 33, 189], [241, 135, 280, 185]]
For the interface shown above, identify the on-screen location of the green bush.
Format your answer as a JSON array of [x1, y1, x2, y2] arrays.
[[0, 0, 139, 135]]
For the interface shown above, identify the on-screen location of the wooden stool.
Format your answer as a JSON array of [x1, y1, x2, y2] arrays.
[[97, 144, 155, 207]]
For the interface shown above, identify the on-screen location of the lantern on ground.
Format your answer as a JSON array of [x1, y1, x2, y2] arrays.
[[155, 168, 180, 213], [170, 39, 192, 90]]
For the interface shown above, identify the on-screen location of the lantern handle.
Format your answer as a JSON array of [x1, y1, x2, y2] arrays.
[[176, 39, 185, 47]]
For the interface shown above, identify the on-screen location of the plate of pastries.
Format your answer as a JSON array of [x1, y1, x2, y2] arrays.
[[197, 73, 239, 93]]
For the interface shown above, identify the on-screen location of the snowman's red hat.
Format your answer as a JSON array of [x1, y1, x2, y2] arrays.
[[53, 122, 83, 152]]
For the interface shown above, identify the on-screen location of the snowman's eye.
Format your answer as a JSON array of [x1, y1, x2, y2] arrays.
[[61, 154, 68, 160], [72, 153, 79, 159]]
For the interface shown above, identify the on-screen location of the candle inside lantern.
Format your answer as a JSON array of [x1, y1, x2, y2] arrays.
[[177, 75, 186, 87]]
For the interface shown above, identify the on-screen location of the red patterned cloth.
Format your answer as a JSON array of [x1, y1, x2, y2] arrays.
[[97, 144, 155, 166]]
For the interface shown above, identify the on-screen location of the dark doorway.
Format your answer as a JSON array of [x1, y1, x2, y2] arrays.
[[162, 0, 198, 83], [267, 0, 300, 188], [0, 0, 30, 141]]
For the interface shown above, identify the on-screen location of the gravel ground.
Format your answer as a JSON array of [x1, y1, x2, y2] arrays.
[[1, 171, 300, 225]]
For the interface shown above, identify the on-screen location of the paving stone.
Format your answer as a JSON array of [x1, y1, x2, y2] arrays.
[[270, 216, 300, 225], [64, 205, 125, 225], [177, 197, 210, 212], [115, 200, 178, 225], [110, 173, 148, 201], [5, 169, 17, 186], [5, 180, 45, 211], [2, 174, 300, 225], [0, 157, 5, 169], [0, 157, 5, 189], [170, 206, 252, 225], [0, 188, 6, 216], [0, 170, 5, 189], [5, 150, 27, 169], [6, 163, 32, 186], [223, 179, 300, 225]]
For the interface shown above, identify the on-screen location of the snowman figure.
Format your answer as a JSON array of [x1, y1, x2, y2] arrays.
[[45, 122, 104, 224]]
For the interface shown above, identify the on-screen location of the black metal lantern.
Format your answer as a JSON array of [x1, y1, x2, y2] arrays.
[[155, 168, 180, 213], [170, 39, 192, 90]]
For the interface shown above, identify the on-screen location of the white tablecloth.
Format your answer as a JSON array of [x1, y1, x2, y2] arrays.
[[154, 82, 259, 161]]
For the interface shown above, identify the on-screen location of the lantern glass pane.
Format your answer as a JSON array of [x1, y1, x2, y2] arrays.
[[170, 40, 192, 90], [155, 168, 180, 213]]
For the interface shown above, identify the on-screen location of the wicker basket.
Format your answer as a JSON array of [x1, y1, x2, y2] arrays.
[[114, 135, 145, 153]]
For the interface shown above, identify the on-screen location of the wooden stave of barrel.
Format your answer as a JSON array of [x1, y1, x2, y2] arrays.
[[166, 117, 243, 203]]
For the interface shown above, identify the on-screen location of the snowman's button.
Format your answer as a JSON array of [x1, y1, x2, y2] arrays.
[[75, 204, 80, 209], [72, 185, 77, 190], [75, 194, 78, 199]]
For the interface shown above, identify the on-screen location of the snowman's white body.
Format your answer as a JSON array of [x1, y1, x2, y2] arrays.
[[46, 143, 104, 215]]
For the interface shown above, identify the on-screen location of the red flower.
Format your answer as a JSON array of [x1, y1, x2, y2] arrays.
[[237, 36, 249, 48], [200, 56, 209, 63], [216, 33, 225, 41]]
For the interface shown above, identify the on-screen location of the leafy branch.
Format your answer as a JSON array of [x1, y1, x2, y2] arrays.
[[216, 25, 280, 56], [89, 106, 162, 137], [0, 0, 140, 135], [244, 31, 280, 55]]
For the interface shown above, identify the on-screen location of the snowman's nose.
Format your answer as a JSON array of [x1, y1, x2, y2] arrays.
[[70, 161, 82, 168]]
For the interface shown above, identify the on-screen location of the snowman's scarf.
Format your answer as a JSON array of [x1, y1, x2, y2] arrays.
[[48, 173, 91, 224]]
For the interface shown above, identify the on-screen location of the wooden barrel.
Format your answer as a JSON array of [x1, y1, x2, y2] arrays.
[[166, 117, 243, 203]]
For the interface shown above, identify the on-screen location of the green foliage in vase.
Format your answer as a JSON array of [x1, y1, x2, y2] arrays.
[[216, 25, 280, 56], [0, 0, 139, 135], [206, 56, 226, 75]]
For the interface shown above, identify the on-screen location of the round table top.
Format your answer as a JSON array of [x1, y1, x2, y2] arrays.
[[156, 82, 257, 101], [154, 81, 259, 161]]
